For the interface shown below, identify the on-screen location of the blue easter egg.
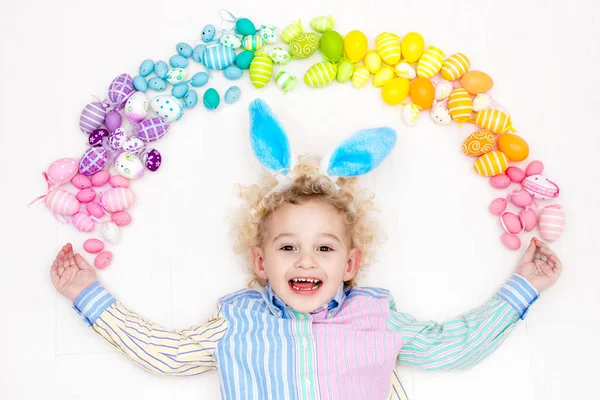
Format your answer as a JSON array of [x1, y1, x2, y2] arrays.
[[202, 24, 216, 42], [192, 45, 206, 63], [133, 75, 149, 92], [203, 88, 220, 110], [184, 90, 198, 108], [154, 61, 169, 79], [176, 42, 193, 58], [147, 77, 167, 91], [224, 86, 241, 104], [172, 82, 189, 98], [139, 59, 154, 77], [170, 55, 188, 68], [224, 65, 243, 80], [235, 50, 255, 69], [190, 72, 209, 87]]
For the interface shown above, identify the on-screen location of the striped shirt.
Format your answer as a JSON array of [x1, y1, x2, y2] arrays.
[[73, 274, 538, 399]]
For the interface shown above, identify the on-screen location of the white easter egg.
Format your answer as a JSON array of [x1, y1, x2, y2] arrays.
[[114, 152, 145, 179], [150, 95, 183, 122], [268, 47, 291, 65], [431, 103, 452, 124], [473, 93, 492, 112], [101, 222, 120, 244], [166, 68, 187, 84], [435, 81, 454, 101], [125, 92, 149, 123], [259, 25, 277, 44], [395, 62, 416, 79], [219, 34, 242, 49], [402, 103, 420, 126]]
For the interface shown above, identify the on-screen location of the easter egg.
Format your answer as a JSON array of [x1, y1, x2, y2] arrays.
[[110, 175, 130, 188], [506, 166, 526, 183], [319, 30, 344, 63], [473, 151, 509, 176], [112, 211, 132, 227], [176, 42, 193, 57], [417, 46, 445, 78], [249, 54, 273, 88], [352, 66, 370, 88], [101, 222, 120, 244], [154, 61, 169, 79], [86, 202, 104, 218], [143, 149, 162, 172], [490, 174, 511, 189], [497, 133, 529, 161], [46, 190, 80, 216], [539, 205, 565, 241], [190, 72, 209, 87], [242, 34, 265, 51], [79, 147, 108, 176], [304, 61, 337, 88], [169, 55, 188, 69], [79, 102, 107, 135], [202, 45, 236, 70], [84, 238, 104, 254], [76, 188, 96, 203], [520, 209, 537, 232], [122, 136, 146, 154], [461, 129, 495, 156], [73, 212, 95, 233], [132, 75, 148, 92], [448, 88, 473, 123], [336, 60, 354, 83], [311, 15, 334, 32], [431, 103, 451, 124], [219, 34, 242, 50], [501, 233, 521, 250], [401, 103, 420, 126], [94, 251, 113, 269], [172, 82, 189, 99], [236, 50, 255, 69], [150, 96, 183, 122], [489, 198, 507, 216], [474, 109, 514, 134], [473, 94, 492, 112], [108, 128, 126, 151], [71, 174, 92, 189], [290, 32, 320, 59], [114, 152, 144, 180], [435, 81, 453, 100], [268, 47, 291, 65], [282, 20, 303, 44], [88, 129, 106, 147], [409, 77, 435, 110], [236, 18, 256, 36], [373, 66, 395, 88], [510, 189, 533, 207], [139, 59, 154, 77], [401, 32, 425, 63], [147, 77, 167, 91], [202, 24, 216, 42], [441, 53, 470, 81], [344, 30, 368, 62], [91, 170, 110, 187], [501, 211, 524, 235], [394, 62, 416, 80], [184, 89, 198, 109], [105, 110, 122, 133], [102, 187, 135, 213], [166, 68, 186, 84], [382, 77, 410, 105], [259, 25, 277, 43], [522, 175, 560, 199], [224, 65, 243, 80], [47, 158, 79, 185], [526, 160, 544, 176], [125, 92, 149, 123], [224, 86, 241, 104], [275, 71, 297, 92], [136, 117, 170, 142], [375, 33, 401, 65], [107, 74, 134, 107], [364, 51, 382, 74], [203, 88, 220, 110], [461, 71, 494, 94]]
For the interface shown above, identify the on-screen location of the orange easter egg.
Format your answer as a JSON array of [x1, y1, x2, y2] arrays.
[[474, 109, 514, 134], [448, 88, 473, 123], [474, 151, 509, 177], [461, 71, 494, 94], [462, 129, 495, 156], [409, 77, 435, 110], [497, 133, 529, 161], [441, 53, 470, 81]]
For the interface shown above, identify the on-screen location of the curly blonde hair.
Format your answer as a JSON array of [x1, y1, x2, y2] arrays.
[[230, 155, 384, 288]]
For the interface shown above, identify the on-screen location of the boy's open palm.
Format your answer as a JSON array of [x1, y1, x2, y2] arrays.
[[50, 243, 97, 302]]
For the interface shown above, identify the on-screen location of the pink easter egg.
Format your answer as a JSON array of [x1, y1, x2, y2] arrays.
[[76, 188, 96, 203], [84, 238, 104, 253], [522, 175, 560, 200], [73, 212, 95, 232], [520, 208, 537, 232], [71, 174, 92, 189], [111, 211, 132, 226], [510, 189, 533, 207], [526, 160, 544, 176], [45, 189, 80, 216], [101, 187, 135, 212], [538, 205, 565, 241], [501, 232, 521, 250], [110, 175, 130, 188], [489, 174, 511, 189], [94, 251, 113, 269], [91, 171, 111, 187], [86, 202, 105, 218], [489, 198, 507, 216], [506, 166, 526, 183], [47, 158, 79, 186], [501, 211, 524, 234]]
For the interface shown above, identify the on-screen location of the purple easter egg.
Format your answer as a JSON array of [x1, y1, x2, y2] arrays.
[[79, 146, 109, 176], [105, 110, 123, 132], [79, 101, 107, 134], [108, 128, 126, 150], [136, 117, 170, 142], [89, 128, 108, 146], [122, 136, 146, 154], [108, 73, 134, 106], [143, 149, 162, 172]]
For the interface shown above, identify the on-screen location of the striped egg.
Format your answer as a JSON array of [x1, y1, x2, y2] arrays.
[[202, 44, 236, 70], [473, 151, 509, 177], [416, 46, 445, 78], [73, 212, 95, 232], [242, 34, 265, 51], [448, 88, 473, 123], [249, 54, 274, 88], [474, 109, 514, 134], [46, 189, 80, 216], [79, 101, 106, 135], [310, 15, 334, 32], [290, 32, 320, 59], [108, 74, 134, 106], [441, 53, 470, 81], [539, 205, 565, 241], [304, 62, 337, 88], [276, 71, 297, 92], [352, 66, 370, 88], [136, 117, 170, 142], [79, 147, 108, 176], [462, 129, 495, 156], [101, 187, 135, 213], [375, 33, 401, 65], [282, 20, 303, 44]]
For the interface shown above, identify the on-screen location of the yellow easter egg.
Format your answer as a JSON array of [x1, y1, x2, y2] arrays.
[[364, 51, 382, 74], [344, 30, 368, 62], [376, 33, 401, 65], [417, 46, 445, 78], [441, 53, 470, 81], [352, 66, 370, 88], [448, 88, 473, 123], [401, 32, 425, 63], [282, 20, 303, 44], [462, 129, 495, 156], [373, 66, 395, 88], [474, 109, 514, 134], [473, 151, 509, 176], [382, 77, 410, 105]]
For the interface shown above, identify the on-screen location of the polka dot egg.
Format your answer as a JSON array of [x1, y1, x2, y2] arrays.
[[259, 25, 277, 43], [150, 96, 183, 122]]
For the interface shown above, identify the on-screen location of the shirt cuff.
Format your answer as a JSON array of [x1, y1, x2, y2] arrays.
[[496, 274, 539, 319], [72, 282, 116, 326]]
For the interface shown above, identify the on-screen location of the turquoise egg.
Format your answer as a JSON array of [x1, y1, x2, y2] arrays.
[[169, 55, 188, 68], [176, 42, 193, 58], [154, 61, 169, 79], [236, 18, 256, 36], [133, 75, 148, 92], [172, 82, 189, 98], [203, 88, 220, 110], [224, 65, 243, 80], [139, 59, 154, 77], [235, 50, 254, 69], [192, 45, 206, 63], [147, 77, 167, 91], [190, 72, 209, 87], [224, 86, 241, 104], [202, 24, 216, 42], [184, 90, 198, 108]]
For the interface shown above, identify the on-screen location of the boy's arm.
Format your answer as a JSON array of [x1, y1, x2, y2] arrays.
[[73, 282, 227, 376], [387, 274, 538, 370]]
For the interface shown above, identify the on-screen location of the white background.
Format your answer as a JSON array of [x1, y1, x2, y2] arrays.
[[1, 0, 599, 399]]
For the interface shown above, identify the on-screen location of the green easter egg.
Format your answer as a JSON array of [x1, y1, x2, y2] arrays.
[[235, 50, 255, 69], [203, 88, 220, 110], [290, 32, 320, 59], [319, 30, 344, 63], [336, 60, 355, 83]]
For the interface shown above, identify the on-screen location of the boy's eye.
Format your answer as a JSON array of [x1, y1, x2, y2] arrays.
[[280, 245, 295, 251], [318, 246, 333, 252]]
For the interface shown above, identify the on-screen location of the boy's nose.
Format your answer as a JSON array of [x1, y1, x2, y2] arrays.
[[295, 253, 316, 269]]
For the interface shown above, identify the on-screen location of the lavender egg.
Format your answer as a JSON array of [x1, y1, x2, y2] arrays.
[[105, 110, 122, 132], [144, 149, 162, 172]]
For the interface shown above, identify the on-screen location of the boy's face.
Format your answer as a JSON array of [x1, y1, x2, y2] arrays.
[[250, 199, 361, 313]]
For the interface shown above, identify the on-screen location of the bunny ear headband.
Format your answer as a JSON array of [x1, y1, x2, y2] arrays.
[[248, 99, 396, 195]]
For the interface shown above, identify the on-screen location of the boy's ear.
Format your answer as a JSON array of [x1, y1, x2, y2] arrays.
[[250, 246, 268, 280], [343, 248, 362, 281]]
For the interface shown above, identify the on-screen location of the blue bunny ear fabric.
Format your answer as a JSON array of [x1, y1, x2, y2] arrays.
[[249, 99, 292, 173], [324, 127, 396, 177]]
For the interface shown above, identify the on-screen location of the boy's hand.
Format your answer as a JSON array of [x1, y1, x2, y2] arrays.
[[50, 243, 97, 302], [515, 237, 562, 293]]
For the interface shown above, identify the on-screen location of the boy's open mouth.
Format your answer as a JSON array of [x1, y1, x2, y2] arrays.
[[288, 277, 323, 291]]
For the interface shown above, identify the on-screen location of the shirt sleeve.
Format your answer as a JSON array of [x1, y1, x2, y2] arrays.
[[386, 274, 539, 370], [72, 282, 228, 376]]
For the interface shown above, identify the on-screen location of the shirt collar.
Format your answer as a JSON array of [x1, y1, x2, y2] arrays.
[[261, 282, 347, 319]]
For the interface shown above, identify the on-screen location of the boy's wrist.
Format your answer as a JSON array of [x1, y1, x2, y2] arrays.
[[72, 281, 116, 326], [496, 274, 539, 319]]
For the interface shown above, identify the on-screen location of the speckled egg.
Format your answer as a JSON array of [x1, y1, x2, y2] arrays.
[[224, 86, 241, 104], [76, 188, 96, 203], [86, 202, 105, 218], [111, 211, 132, 227], [101, 222, 120, 244], [94, 251, 113, 269], [84, 238, 104, 254], [71, 174, 92, 189]]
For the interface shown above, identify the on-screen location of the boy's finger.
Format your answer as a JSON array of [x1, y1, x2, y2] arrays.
[[520, 239, 537, 264], [75, 254, 93, 270]]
